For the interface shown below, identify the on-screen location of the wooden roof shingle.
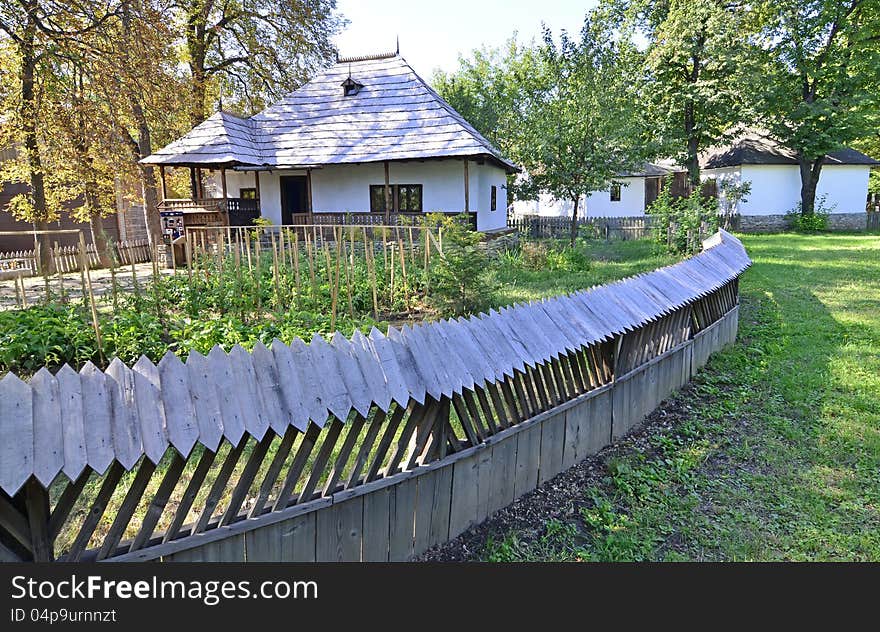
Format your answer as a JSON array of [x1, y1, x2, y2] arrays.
[[143, 54, 518, 172]]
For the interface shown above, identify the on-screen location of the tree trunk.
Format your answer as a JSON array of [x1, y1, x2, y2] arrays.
[[89, 215, 113, 268], [797, 154, 823, 216], [569, 195, 580, 247], [684, 102, 700, 189], [121, 0, 163, 246], [19, 20, 55, 274]]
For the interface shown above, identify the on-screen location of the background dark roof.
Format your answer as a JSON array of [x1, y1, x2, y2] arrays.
[[701, 134, 879, 169]]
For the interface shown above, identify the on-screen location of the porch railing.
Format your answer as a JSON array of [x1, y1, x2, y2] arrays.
[[289, 211, 477, 229], [158, 198, 260, 227]]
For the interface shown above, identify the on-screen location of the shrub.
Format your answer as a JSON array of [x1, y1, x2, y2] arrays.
[[426, 213, 490, 317], [648, 186, 720, 255], [785, 194, 833, 232]]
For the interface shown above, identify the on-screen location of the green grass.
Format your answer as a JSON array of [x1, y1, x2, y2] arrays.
[[481, 232, 880, 561], [490, 238, 679, 305]]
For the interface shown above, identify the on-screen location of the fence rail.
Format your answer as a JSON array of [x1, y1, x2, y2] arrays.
[[0, 230, 750, 562], [508, 214, 655, 240], [0, 239, 152, 278]]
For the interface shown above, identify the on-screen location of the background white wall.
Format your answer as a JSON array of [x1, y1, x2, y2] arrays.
[[816, 165, 871, 214], [585, 177, 646, 217], [511, 176, 647, 218], [706, 164, 871, 215]]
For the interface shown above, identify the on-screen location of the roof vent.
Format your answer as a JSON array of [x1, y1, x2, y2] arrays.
[[342, 75, 363, 97]]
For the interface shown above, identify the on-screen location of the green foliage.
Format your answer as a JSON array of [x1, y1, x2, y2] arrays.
[[648, 187, 720, 254], [469, 234, 880, 562], [785, 194, 833, 231], [624, 0, 754, 183], [426, 215, 490, 317], [748, 0, 880, 214], [508, 240, 592, 273]]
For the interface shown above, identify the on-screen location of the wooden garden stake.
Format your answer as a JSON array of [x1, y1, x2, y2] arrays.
[[305, 230, 317, 300], [270, 230, 281, 311], [54, 241, 66, 302], [340, 230, 355, 319], [78, 232, 103, 364], [292, 232, 301, 308], [398, 236, 409, 312], [389, 241, 395, 298], [322, 235, 336, 329], [363, 227, 378, 318]]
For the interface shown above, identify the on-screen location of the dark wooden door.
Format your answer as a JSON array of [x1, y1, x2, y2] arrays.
[[279, 176, 309, 225]]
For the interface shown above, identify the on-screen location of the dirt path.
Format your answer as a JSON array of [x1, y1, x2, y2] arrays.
[[0, 263, 174, 311]]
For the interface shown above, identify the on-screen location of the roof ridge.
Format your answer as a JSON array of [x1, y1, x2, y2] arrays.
[[395, 56, 514, 167], [337, 51, 398, 63]]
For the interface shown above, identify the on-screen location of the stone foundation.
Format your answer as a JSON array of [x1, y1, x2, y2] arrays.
[[826, 213, 869, 231], [734, 212, 868, 233]]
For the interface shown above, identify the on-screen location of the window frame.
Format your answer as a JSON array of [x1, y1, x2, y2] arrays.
[[491, 185, 497, 212], [610, 183, 622, 202], [369, 184, 423, 212]]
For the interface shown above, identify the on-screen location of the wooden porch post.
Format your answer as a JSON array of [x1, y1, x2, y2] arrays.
[[195, 168, 203, 198], [220, 167, 228, 199], [464, 158, 470, 212], [189, 167, 198, 199], [159, 165, 167, 202], [253, 170, 261, 200], [306, 168, 314, 222], [384, 161, 391, 223]]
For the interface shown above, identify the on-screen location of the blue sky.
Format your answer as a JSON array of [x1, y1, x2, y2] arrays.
[[334, 0, 598, 78]]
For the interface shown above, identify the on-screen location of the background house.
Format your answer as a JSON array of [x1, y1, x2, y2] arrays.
[[701, 133, 878, 231], [510, 162, 687, 219], [144, 52, 517, 233]]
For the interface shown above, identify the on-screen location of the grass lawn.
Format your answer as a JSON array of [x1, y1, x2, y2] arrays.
[[490, 238, 679, 305], [473, 232, 880, 561]]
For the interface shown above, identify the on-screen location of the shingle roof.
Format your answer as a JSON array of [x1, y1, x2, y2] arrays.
[[618, 162, 672, 177], [701, 133, 879, 168], [142, 53, 518, 172]]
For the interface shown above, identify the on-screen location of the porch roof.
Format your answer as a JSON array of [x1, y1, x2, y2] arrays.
[[142, 53, 519, 173]]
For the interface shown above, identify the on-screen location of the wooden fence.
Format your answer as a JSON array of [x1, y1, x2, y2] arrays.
[[0, 230, 750, 562], [0, 238, 152, 278], [508, 214, 655, 240]]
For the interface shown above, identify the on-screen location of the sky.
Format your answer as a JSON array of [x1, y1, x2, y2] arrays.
[[333, 0, 599, 78]]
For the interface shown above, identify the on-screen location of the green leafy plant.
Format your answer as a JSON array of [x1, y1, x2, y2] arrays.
[[426, 213, 491, 317], [785, 194, 833, 232], [648, 187, 720, 255]]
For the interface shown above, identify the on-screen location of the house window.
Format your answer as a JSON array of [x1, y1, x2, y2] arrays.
[[369, 184, 423, 212], [610, 183, 621, 202], [239, 187, 257, 200], [397, 184, 422, 212], [491, 185, 497, 211]]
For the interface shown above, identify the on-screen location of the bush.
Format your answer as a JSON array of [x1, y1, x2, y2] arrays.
[[785, 194, 833, 232], [426, 213, 490, 317], [648, 186, 720, 255]]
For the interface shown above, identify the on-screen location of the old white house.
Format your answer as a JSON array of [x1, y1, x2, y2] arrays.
[[512, 133, 877, 230], [510, 162, 680, 219], [143, 52, 517, 232], [701, 134, 878, 230]]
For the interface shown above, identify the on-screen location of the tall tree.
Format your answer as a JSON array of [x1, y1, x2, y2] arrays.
[[515, 19, 655, 245], [751, 0, 880, 215], [0, 0, 121, 271], [620, 0, 753, 187], [177, 0, 343, 124]]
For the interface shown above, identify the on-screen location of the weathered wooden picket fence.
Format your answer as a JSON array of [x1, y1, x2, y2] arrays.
[[0, 239, 152, 278], [0, 230, 750, 563], [508, 214, 655, 240]]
